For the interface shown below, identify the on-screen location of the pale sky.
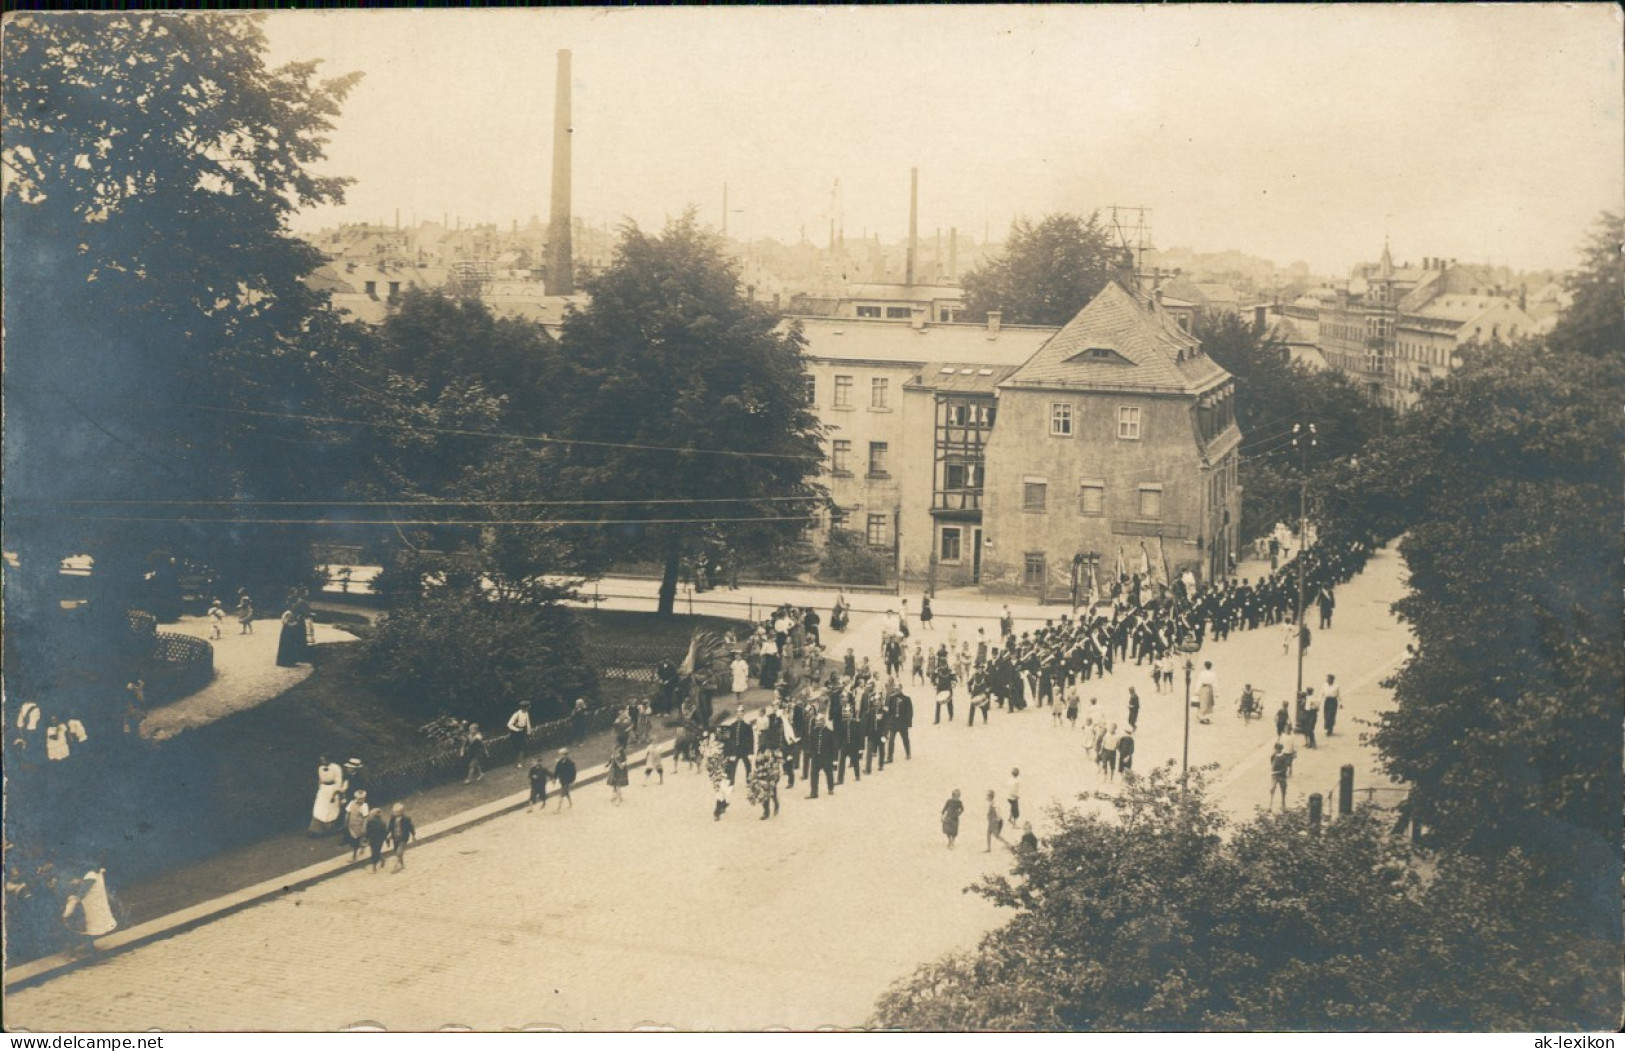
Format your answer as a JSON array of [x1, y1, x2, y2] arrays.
[[265, 5, 1622, 275]]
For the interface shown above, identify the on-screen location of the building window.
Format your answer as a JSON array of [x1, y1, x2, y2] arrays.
[[940, 527, 962, 563], [1117, 406, 1142, 440], [388, 281, 402, 299], [804, 376, 816, 405], [1078, 480, 1105, 516], [1023, 553, 1046, 588], [945, 463, 968, 490], [364, 280, 378, 297], [866, 514, 889, 548], [885, 306, 912, 319], [1050, 403, 1073, 436], [871, 377, 889, 409], [1023, 479, 1048, 513], [834, 375, 853, 408], [831, 440, 851, 475], [868, 441, 889, 477], [1138, 484, 1162, 519], [856, 305, 882, 318]]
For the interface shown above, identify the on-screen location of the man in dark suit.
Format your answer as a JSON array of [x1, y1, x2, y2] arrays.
[[724, 705, 755, 785], [887, 687, 913, 760], [1317, 587, 1336, 630], [803, 714, 838, 798], [863, 687, 887, 774], [836, 702, 864, 785]]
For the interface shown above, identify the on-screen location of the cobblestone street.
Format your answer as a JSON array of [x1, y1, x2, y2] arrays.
[[8, 550, 1411, 1031]]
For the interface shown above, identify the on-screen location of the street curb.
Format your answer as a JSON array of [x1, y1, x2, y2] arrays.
[[2, 744, 658, 993]]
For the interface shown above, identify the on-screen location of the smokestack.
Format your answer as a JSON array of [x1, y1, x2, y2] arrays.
[[548, 49, 575, 296], [906, 168, 918, 287], [722, 182, 728, 238], [949, 227, 958, 282]]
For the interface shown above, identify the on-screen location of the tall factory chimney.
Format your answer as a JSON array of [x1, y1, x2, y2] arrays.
[[949, 227, 958, 281], [548, 49, 575, 296], [905, 167, 918, 287]]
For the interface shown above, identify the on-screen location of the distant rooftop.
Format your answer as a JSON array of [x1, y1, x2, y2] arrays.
[[787, 316, 1056, 367]]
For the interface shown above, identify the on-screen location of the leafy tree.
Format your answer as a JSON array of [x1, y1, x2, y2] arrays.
[[320, 290, 605, 720], [961, 212, 1133, 326], [1545, 211, 1623, 359], [554, 213, 826, 615], [2, 12, 357, 693], [1196, 312, 1391, 541], [1370, 334, 1622, 868], [873, 765, 1616, 1031]]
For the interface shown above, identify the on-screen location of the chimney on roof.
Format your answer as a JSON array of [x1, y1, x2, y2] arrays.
[[987, 310, 1002, 337], [548, 49, 575, 296], [906, 168, 918, 287], [911, 305, 927, 331]]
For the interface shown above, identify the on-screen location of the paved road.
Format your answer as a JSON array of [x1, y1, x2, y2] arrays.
[[8, 548, 1410, 1032]]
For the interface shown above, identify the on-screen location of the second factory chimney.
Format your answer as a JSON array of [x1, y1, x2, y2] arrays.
[[905, 167, 918, 287], [548, 49, 575, 296]]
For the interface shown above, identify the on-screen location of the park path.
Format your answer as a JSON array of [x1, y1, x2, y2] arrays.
[[7, 548, 1411, 1032], [138, 617, 359, 741]]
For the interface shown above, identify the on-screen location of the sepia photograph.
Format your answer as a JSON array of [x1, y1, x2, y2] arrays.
[[2, 5, 1621, 1035]]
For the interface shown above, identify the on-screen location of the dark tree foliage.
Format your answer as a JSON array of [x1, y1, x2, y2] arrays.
[[1195, 312, 1391, 541], [961, 212, 1133, 326], [2, 12, 357, 695], [554, 213, 826, 614], [1545, 211, 1623, 360], [873, 766, 1617, 1031], [1370, 335, 1623, 869], [322, 290, 602, 720]]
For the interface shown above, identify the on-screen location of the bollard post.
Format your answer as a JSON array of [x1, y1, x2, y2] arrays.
[[1307, 792, 1323, 833], [1339, 765, 1354, 816]]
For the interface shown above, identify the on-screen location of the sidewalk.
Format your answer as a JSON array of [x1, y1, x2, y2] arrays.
[[5, 678, 783, 992]]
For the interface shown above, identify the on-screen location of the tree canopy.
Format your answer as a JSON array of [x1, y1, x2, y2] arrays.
[[1196, 312, 1391, 541], [961, 212, 1132, 326], [1369, 333, 1622, 866], [2, 12, 357, 686], [873, 766, 1617, 1031], [554, 213, 826, 614]]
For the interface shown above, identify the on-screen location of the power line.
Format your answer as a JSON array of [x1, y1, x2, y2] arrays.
[[188, 405, 822, 463], [7, 513, 821, 528], [20, 496, 827, 508]]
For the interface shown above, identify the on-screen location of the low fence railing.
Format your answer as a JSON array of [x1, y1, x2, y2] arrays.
[[365, 707, 621, 802]]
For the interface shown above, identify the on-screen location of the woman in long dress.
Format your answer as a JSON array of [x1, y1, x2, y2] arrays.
[[941, 789, 964, 849], [275, 609, 306, 667], [309, 755, 345, 835], [62, 867, 118, 952]]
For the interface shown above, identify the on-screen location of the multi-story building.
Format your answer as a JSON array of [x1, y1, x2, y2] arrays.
[[1317, 244, 1430, 410], [979, 282, 1241, 596], [794, 281, 1243, 599], [1391, 261, 1536, 412], [794, 312, 1056, 581]]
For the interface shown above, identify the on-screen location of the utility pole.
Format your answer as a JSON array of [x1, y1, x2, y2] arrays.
[[1292, 422, 1317, 724]]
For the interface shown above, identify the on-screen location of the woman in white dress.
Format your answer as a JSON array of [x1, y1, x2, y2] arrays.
[[308, 755, 346, 836], [62, 867, 118, 951]]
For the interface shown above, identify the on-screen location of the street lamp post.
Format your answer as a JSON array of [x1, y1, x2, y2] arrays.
[[1178, 636, 1203, 791], [1292, 423, 1316, 725]]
